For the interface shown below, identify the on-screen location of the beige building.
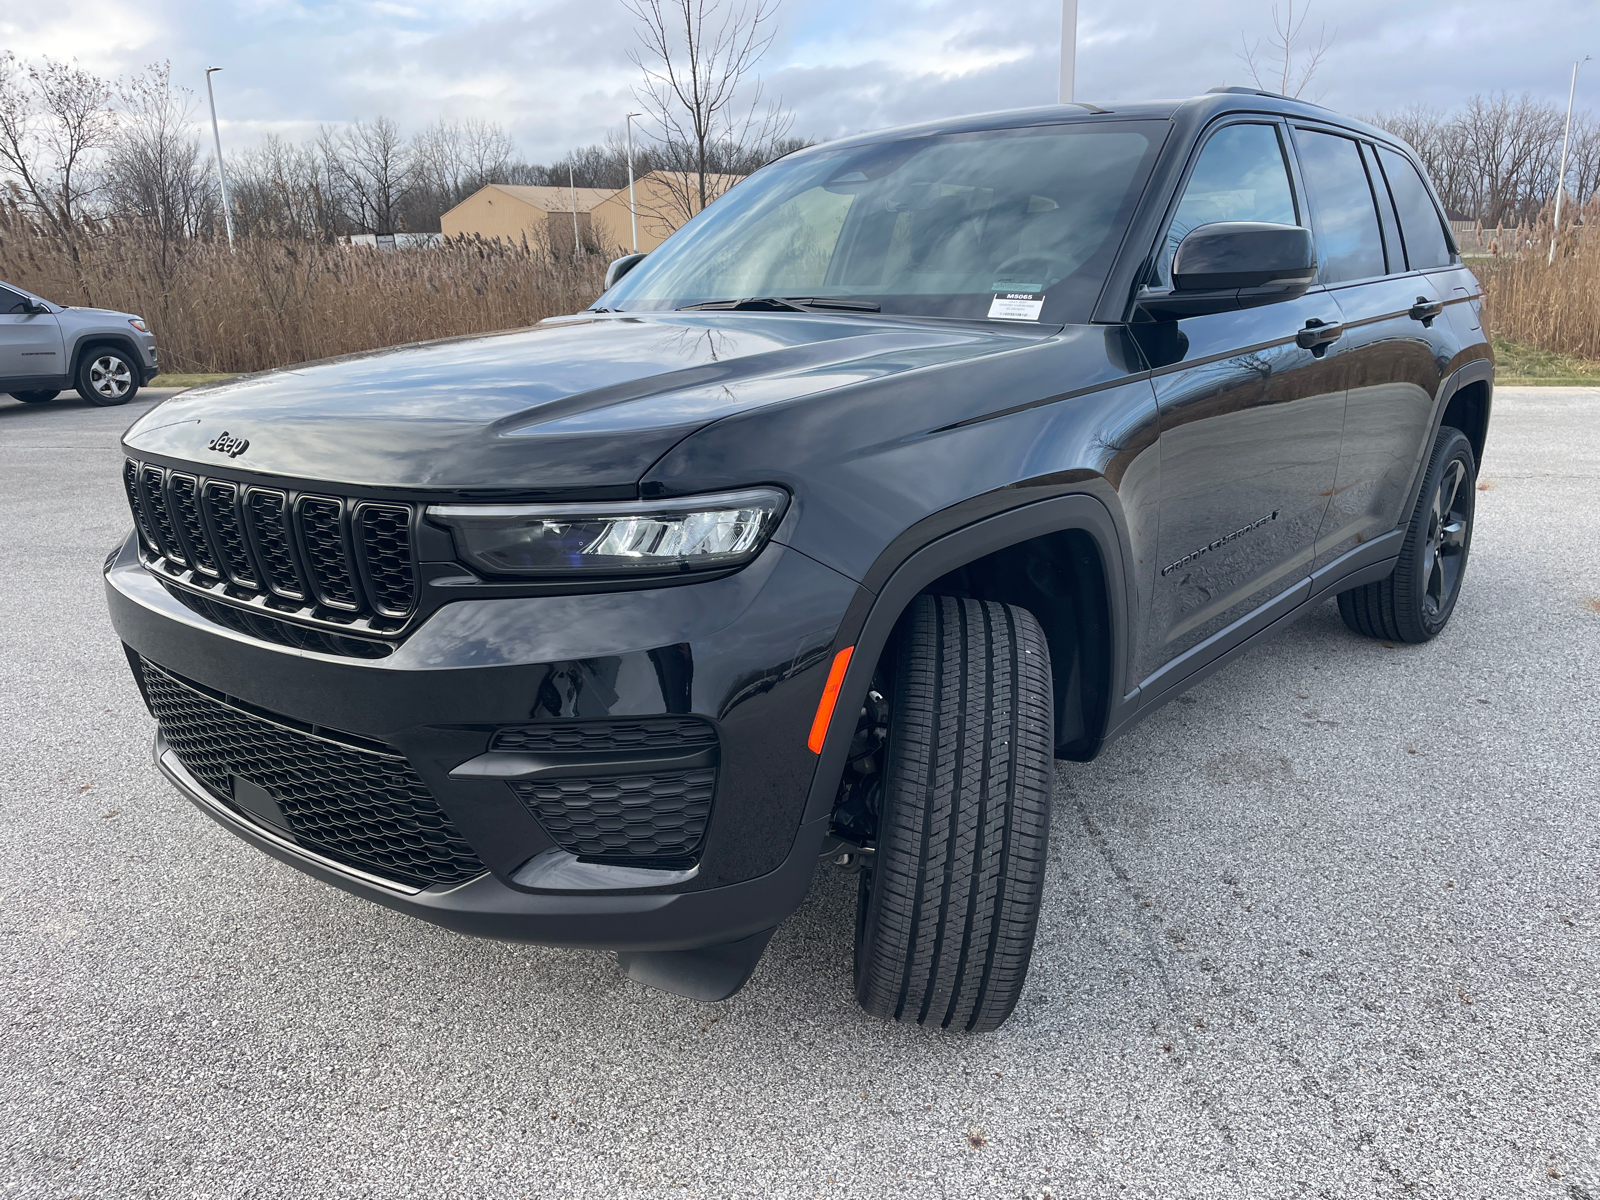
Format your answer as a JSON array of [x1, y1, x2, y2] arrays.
[[589, 171, 746, 254], [442, 172, 747, 256], [440, 184, 615, 255]]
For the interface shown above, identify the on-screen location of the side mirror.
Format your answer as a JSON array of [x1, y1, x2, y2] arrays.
[[604, 253, 647, 291], [26, 302, 50, 315], [1140, 222, 1316, 319]]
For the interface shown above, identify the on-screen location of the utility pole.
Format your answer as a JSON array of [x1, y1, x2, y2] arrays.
[[205, 68, 236, 250], [569, 163, 580, 257], [626, 111, 642, 253], [1059, 0, 1078, 104], [1550, 55, 1590, 265]]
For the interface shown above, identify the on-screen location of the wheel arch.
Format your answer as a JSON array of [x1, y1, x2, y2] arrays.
[[1439, 370, 1492, 470], [800, 492, 1136, 825], [68, 333, 145, 380]]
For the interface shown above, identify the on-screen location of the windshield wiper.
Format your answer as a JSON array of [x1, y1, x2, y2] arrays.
[[676, 296, 881, 314]]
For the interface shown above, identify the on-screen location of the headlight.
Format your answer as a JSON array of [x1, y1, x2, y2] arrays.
[[426, 487, 788, 577], [128, 318, 148, 332]]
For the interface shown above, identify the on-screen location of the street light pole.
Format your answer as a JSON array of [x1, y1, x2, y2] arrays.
[[625, 112, 642, 253], [1550, 55, 1590, 265], [569, 163, 580, 257], [204, 68, 236, 251], [1059, 0, 1077, 104]]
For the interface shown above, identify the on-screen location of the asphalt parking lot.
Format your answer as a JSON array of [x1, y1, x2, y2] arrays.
[[2, 384, 1597, 1199]]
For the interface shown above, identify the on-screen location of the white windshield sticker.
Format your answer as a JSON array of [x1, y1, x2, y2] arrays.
[[988, 293, 1045, 321]]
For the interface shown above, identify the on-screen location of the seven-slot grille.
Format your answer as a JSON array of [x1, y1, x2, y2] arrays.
[[124, 457, 418, 634], [140, 658, 484, 889]]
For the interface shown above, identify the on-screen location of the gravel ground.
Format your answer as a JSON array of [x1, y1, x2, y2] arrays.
[[1, 385, 1597, 1200]]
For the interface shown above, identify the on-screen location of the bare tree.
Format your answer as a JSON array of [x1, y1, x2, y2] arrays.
[[1451, 92, 1564, 226], [625, 0, 792, 228], [1239, 1, 1334, 99], [231, 134, 342, 239], [324, 116, 415, 235], [0, 53, 116, 300], [1561, 112, 1600, 214], [106, 62, 217, 272]]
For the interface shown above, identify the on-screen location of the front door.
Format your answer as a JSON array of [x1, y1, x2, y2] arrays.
[[1134, 119, 1346, 687], [0, 286, 63, 380]]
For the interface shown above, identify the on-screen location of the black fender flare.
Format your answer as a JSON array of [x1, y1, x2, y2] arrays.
[[799, 488, 1138, 824], [1394, 356, 1494, 518]]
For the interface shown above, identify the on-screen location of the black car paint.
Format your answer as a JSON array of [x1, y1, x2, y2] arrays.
[[105, 91, 1492, 993]]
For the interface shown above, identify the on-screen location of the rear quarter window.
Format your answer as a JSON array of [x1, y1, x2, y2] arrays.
[[1377, 146, 1453, 270]]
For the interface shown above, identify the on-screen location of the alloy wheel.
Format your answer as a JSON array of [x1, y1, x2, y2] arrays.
[[89, 355, 133, 400], [1422, 457, 1468, 618]]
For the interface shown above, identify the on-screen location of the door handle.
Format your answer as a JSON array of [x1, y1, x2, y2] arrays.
[[1408, 297, 1445, 327], [1295, 318, 1344, 354]]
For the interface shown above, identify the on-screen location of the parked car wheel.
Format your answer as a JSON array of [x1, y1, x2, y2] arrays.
[[854, 594, 1054, 1033], [9, 390, 59, 404], [75, 346, 140, 406], [1338, 425, 1477, 644]]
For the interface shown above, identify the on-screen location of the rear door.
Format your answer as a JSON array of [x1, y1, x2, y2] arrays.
[[1291, 128, 1450, 567], [1136, 119, 1346, 688], [0, 286, 64, 380]]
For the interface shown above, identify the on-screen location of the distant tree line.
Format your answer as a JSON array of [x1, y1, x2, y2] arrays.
[[1372, 92, 1600, 228], [0, 50, 807, 253]]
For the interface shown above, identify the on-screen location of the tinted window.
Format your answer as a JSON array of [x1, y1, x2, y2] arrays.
[[602, 122, 1166, 325], [1377, 146, 1452, 269], [1295, 129, 1385, 283], [1161, 122, 1298, 283], [0, 286, 29, 314]]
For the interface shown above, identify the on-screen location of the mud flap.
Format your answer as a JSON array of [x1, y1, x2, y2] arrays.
[[616, 927, 778, 1002]]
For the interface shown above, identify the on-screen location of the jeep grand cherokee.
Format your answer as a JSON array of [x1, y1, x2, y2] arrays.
[[106, 89, 1491, 1031]]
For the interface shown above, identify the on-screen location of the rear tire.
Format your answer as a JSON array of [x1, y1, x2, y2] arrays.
[[75, 346, 140, 407], [1338, 425, 1476, 643], [9, 390, 58, 404], [854, 594, 1054, 1033]]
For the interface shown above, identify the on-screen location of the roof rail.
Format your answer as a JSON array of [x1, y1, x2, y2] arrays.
[[1205, 85, 1333, 111]]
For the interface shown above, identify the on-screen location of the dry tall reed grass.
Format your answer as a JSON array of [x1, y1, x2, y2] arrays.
[[1469, 200, 1600, 359], [8, 207, 1600, 372], [0, 214, 609, 375]]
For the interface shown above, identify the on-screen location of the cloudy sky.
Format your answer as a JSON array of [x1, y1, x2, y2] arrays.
[[3, 0, 1597, 163]]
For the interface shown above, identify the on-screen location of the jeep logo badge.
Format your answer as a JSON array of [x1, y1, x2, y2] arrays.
[[207, 431, 250, 458]]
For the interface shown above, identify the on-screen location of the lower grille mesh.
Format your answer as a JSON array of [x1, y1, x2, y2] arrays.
[[510, 770, 716, 860], [140, 660, 483, 888]]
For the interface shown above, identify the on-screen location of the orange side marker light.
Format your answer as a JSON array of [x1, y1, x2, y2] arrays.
[[806, 646, 855, 754]]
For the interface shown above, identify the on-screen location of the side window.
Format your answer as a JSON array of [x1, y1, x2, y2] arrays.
[[0, 286, 29, 314], [1376, 146, 1452, 270], [1159, 123, 1298, 284], [1295, 129, 1385, 283]]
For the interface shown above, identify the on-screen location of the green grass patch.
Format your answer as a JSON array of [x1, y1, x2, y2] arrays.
[[148, 373, 237, 389], [1492, 336, 1600, 387]]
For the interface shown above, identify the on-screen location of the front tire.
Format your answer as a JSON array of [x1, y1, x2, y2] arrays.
[[9, 390, 58, 404], [854, 594, 1054, 1033], [1338, 425, 1476, 643], [75, 346, 140, 407]]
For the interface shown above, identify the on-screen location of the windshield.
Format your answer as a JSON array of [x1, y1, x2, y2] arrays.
[[599, 120, 1167, 326]]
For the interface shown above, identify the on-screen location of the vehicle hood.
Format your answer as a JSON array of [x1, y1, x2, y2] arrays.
[[58, 305, 138, 321], [121, 312, 1050, 495]]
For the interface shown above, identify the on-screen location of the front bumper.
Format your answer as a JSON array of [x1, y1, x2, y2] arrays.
[[154, 731, 828, 951], [107, 532, 862, 952]]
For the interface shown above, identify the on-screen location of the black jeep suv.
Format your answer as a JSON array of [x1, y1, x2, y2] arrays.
[[107, 90, 1490, 1031]]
